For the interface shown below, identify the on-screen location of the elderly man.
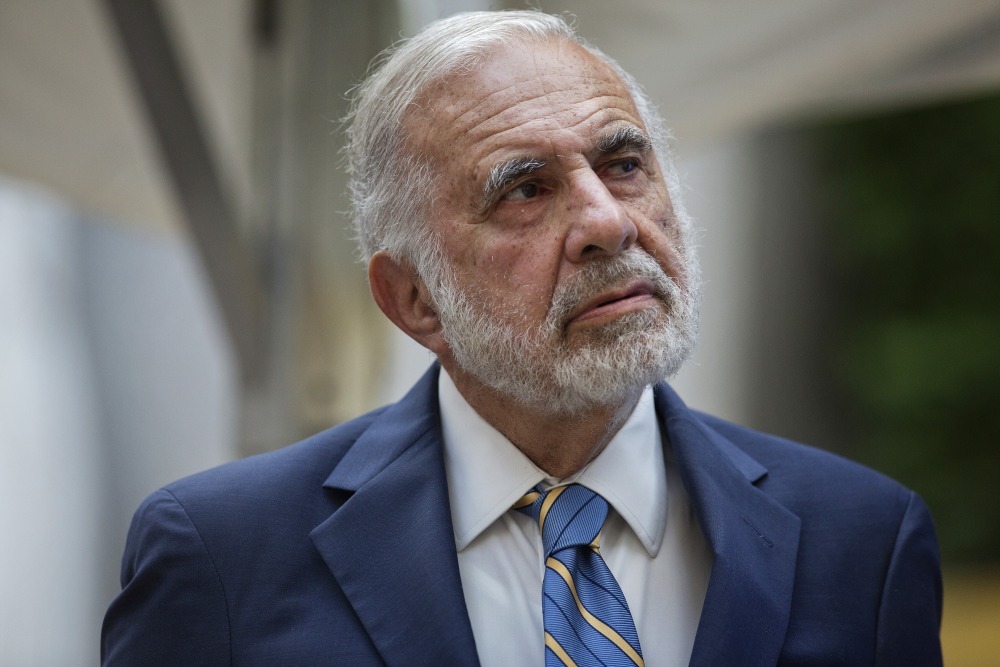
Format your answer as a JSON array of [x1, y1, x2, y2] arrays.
[[103, 11, 942, 666]]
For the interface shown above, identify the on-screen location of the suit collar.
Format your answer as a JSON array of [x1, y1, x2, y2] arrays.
[[311, 365, 481, 666], [655, 383, 801, 665], [322, 365, 442, 493]]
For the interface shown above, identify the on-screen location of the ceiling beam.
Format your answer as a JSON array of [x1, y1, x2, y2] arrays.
[[102, 0, 264, 382]]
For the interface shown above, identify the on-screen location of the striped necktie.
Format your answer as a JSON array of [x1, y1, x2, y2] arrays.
[[515, 484, 644, 667]]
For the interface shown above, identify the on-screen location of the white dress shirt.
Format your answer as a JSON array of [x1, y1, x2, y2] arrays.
[[438, 370, 713, 667]]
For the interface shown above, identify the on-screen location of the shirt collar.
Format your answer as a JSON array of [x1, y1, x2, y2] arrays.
[[438, 369, 667, 556]]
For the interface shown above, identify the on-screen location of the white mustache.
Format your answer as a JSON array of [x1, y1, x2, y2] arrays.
[[546, 249, 674, 329]]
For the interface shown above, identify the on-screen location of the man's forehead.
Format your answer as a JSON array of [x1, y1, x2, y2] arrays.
[[466, 37, 618, 93], [403, 38, 643, 163]]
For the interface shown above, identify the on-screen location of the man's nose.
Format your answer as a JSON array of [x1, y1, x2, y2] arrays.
[[564, 171, 638, 263]]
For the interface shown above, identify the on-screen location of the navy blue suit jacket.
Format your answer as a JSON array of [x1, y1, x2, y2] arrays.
[[102, 366, 943, 665]]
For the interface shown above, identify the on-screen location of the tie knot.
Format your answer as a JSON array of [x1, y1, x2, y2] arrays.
[[514, 484, 609, 556]]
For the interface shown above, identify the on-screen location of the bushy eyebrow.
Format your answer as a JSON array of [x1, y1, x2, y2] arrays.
[[481, 157, 546, 208], [595, 125, 652, 156], [478, 126, 650, 210]]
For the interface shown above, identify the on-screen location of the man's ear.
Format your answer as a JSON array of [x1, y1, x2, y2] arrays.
[[368, 251, 446, 353]]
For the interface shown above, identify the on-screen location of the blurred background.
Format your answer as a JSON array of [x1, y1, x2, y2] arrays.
[[1, 0, 998, 663]]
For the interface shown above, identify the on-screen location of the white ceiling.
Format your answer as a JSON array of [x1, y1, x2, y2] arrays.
[[2, 0, 999, 237]]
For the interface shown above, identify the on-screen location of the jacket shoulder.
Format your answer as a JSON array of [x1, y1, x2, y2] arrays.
[[162, 404, 391, 506], [693, 409, 912, 506]]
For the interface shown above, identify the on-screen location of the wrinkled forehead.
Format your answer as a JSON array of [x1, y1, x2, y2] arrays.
[[400, 37, 641, 159]]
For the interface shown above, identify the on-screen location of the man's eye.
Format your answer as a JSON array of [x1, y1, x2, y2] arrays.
[[504, 182, 541, 202], [609, 158, 640, 176]]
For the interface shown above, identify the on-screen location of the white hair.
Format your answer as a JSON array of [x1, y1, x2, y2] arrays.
[[345, 10, 691, 282]]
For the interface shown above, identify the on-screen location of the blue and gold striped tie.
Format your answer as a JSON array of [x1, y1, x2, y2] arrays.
[[515, 484, 644, 667]]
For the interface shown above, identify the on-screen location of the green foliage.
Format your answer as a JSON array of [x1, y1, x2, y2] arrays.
[[816, 92, 1000, 564]]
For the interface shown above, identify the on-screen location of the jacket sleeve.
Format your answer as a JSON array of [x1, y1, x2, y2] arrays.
[[101, 489, 231, 666], [876, 491, 943, 666]]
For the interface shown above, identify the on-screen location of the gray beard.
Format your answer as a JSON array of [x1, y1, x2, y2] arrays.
[[428, 247, 700, 415]]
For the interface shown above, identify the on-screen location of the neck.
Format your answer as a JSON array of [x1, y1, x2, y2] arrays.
[[442, 361, 643, 479]]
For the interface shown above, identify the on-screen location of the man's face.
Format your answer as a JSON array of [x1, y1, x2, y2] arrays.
[[406, 38, 699, 412]]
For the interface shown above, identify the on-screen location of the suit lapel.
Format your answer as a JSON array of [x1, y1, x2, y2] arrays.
[[310, 367, 480, 666], [309, 370, 798, 665], [655, 385, 801, 666]]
